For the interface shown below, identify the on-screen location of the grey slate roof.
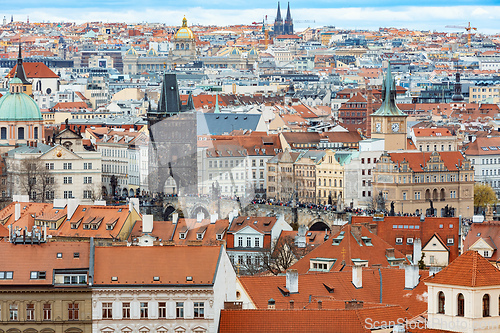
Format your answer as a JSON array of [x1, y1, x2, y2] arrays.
[[197, 112, 261, 136]]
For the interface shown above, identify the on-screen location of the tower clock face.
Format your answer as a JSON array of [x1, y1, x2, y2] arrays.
[[376, 122, 381, 132], [392, 123, 399, 132]]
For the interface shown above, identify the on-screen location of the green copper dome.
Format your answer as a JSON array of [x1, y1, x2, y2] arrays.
[[0, 90, 42, 121]]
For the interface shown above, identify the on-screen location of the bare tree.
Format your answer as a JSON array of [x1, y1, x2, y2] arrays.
[[260, 235, 297, 275], [84, 182, 103, 201], [19, 157, 57, 202]]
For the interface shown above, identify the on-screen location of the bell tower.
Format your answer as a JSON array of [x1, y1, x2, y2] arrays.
[[370, 61, 407, 150]]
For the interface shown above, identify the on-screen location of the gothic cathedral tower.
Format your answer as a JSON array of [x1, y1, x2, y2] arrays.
[[273, 2, 283, 36], [370, 61, 407, 150]]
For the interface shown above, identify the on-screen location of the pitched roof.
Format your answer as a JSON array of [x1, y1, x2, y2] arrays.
[[0, 241, 89, 285], [385, 151, 467, 172], [93, 246, 222, 286], [290, 224, 408, 273], [7, 62, 59, 79], [426, 250, 500, 287], [413, 128, 452, 137], [238, 267, 428, 316], [229, 216, 278, 234], [464, 222, 500, 261], [219, 305, 409, 333]]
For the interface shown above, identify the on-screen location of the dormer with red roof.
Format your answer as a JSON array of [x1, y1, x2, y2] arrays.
[[426, 250, 500, 332]]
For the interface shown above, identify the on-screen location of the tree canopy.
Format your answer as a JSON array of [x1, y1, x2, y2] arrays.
[[474, 183, 497, 212]]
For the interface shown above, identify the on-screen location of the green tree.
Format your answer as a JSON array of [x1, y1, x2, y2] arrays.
[[474, 184, 497, 214]]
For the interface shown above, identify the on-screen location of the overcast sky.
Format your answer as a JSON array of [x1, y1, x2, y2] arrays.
[[2, 1, 500, 34]]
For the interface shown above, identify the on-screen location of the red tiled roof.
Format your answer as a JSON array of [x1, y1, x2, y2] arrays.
[[93, 246, 222, 285], [290, 224, 409, 273], [426, 250, 500, 287], [463, 222, 500, 261], [238, 267, 428, 316], [220, 305, 409, 333], [413, 128, 452, 137], [0, 241, 89, 285], [386, 151, 467, 172], [352, 216, 460, 262], [7, 62, 59, 79]]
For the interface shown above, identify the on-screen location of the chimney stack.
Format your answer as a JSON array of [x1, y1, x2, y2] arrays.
[[289, 300, 294, 309], [286, 269, 298, 294], [66, 198, 80, 220], [196, 212, 204, 223], [413, 239, 422, 265], [172, 213, 178, 224], [429, 266, 442, 276], [385, 248, 395, 259], [404, 265, 420, 289], [317, 300, 322, 310], [210, 213, 218, 224], [14, 202, 21, 221], [142, 214, 153, 233], [352, 265, 362, 288], [128, 197, 139, 213], [267, 298, 275, 309]]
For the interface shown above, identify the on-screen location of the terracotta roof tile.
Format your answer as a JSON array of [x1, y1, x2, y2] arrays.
[[426, 250, 500, 287]]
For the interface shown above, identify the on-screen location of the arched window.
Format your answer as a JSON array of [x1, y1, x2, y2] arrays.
[[438, 291, 445, 314], [483, 294, 490, 317], [457, 293, 464, 317], [339, 180, 342, 187], [181, 43, 184, 50], [186, 44, 189, 50], [334, 179, 337, 187], [176, 44, 179, 50], [1, 127, 7, 140], [18, 127, 24, 140], [34, 127, 38, 139]]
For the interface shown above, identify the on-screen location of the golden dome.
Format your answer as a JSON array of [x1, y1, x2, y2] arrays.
[[174, 17, 195, 40]]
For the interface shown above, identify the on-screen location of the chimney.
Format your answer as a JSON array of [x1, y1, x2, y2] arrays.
[[210, 213, 218, 224], [142, 214, 153, 233], [267, 298, 275, 309], [317, 300, 322, 310], [385, 248, 395, 259], [404, 265, 420, 289], [345, 299, 364, 310], [128, 197, 139, 213], [66, 198, 80, 220], [196, 212, 204, 223], [352, 265, 362, 288], [289, 300, 294, 309], [172, 213, 178, 224], [14, 202, 21, 221], [369, 223, 378, 235], [351, 225, 362, 242], [413, 239, 422, 265], [286, 269, 298, 294]]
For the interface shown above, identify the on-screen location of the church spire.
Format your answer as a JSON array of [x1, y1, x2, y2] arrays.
[[14, 42, 30, 85], [286, 2, 292, 21], [276, 2, 282, 22], [371, 61, 406, 117]]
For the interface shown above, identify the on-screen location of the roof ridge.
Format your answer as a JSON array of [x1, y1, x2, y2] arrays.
[[472, 251, 477, 287]]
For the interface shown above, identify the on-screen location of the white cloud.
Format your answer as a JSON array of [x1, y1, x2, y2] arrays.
[[8, 6, 500, 34]]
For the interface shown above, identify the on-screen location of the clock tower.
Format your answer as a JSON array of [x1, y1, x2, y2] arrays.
[[370, 61, 407, 150]]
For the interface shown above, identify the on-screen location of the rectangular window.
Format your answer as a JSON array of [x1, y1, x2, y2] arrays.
[[247, 237, 251, 247], [194, 302, 204, 318], [84, 162, 92, 170], [10, 304, 18, 321], [140, 302, 148, 319], [238, 236, 243, 247], [43, 303, 51, 320], [176, 302, 184, 318], [26, 304, 35, 321], [102, 302, 112, 319], [63, 162, 73, 170], [255, 237, 260, 247], [158, 302, 167, 319], [122, 302, 130, 319], [30, 271, 46, 279], [84, 177, 92, 184], [68, 303, 79, 321], [45, 162, 54, 170]]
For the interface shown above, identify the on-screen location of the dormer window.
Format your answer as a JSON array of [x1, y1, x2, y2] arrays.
[[196, 233, 203, 240], [395, 237, 403, 245], [447, 238, 454, 245], [216, 234, 223, 241], [179, 233, 186, 239]]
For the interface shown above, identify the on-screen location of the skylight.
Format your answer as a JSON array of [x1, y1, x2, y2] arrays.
[[481, 147, 489, 151], [489, 146, 498, 150]]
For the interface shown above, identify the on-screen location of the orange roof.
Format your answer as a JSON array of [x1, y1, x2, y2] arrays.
[[0, 241, 89, 286], [7, 62, 59, 79], [463, 222, 500, 261], [290, 224, 409, 273], [238, 267, 428, 316], [50, 205, 135, 240], [426, 250, 500, 287], [386, 151, 467, 172], [413, 128, 452, 137], [220, 305, 409, 333], [93, 246, 223, 285]]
